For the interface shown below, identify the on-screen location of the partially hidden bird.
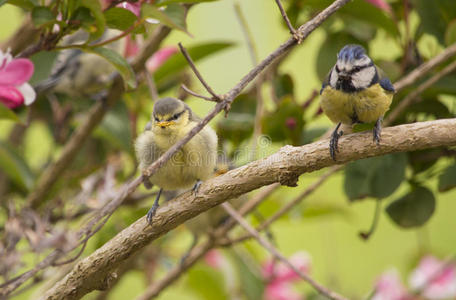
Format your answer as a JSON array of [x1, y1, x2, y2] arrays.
[[135, 97, 218, 225], [320, 44, 395, 160]]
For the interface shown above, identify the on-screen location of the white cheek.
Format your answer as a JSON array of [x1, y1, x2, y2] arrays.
[[352, 67, 375, 90], [329, 69, 338, 88]]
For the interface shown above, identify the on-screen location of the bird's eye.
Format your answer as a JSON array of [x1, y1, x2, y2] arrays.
[[353, 66, 361, 72], [154, 116, 159, 122], [172, 114, 179, 120], [335, 65, 340, 72]]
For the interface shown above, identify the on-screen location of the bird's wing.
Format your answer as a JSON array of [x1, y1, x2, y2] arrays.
[[375, 65, 395, 93]]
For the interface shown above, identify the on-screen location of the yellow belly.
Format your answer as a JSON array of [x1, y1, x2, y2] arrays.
[[320, 83, 394, 124]]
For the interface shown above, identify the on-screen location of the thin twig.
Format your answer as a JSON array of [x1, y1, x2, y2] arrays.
[[386, 59, 456, 124], [178, 42, 222, 101], [274, 0, 296, 35], [234, 2, 259, 65], [144, 71, 159, 102], [221, 202, 348, 300], [181, 84, 218, 102], [220, 166, 342, 246], [393, 42, 456, 92]]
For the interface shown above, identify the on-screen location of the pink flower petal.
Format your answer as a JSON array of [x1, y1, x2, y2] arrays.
[[364, 0, 392, 13], [409, 256, 456, 300], [264, 281, 303, 300], [0, 86, 24, 109], [118, 2, 141, 17], [372, 269, 412, 300], [146, 46, 178, 73], [205, 249, 224, 269], [0, 58, 34, 86], [124, 35, 140, 58], [263, 252, 311, 284]]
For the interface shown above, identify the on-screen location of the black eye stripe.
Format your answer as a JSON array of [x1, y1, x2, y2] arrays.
[[348, 62, 374, 74], [167, 110, 185, 121]]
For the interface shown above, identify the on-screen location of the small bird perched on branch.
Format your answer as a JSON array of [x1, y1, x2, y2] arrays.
[[135, 97, 218, 225], [320, 44, 395, 160]]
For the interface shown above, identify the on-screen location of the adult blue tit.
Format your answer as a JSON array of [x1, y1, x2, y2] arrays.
[[320, 44, 395, 160], [34, 29, 125, 97], [135, 97, 218, 225]]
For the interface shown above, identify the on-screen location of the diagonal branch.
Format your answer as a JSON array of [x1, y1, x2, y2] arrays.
[[39, 119, 456, 300], [178, 42, 222, 101], [221, 202, 347, 300], [274, 0, 297, 36]]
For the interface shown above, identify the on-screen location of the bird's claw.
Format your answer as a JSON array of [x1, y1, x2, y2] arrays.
[[146, 204, 158, 225], [329, 123, 343, 161], [373, 118, 382, 145], [191, 180, 202, 196]]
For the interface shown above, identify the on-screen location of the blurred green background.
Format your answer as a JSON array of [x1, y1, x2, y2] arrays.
[[1, 0, 456, 299]]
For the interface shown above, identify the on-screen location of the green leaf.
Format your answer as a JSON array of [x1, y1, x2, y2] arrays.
[[93, 102, 132, 154], [71, 7, 95, 29], [31, 6, 55, 26], [445, 19, 456, 46], [163, 4, 188, 32], [0, 0, 7, 7], [386, 186, 435, 228], [0, 103, 21, 123], [216, 93, 255, 147], [79, 0, 105, 40], [29, 50, 58, 86], [0, 141, 35, 191], [187, 264, 228, 300], [344, 153, 407, 201], [141, 4, 188, 33], [6, 0, 35, 10], [413, 0, 456, 45], [155, 0, 218, 6], [438, 163, 456, 192], [272, 73, 294, 99], [104, 7, 137, 31], [154, 42, 234, 84], [87, 47, 136, 88], [230, 252, 265, 300], [262, 96, 305, 145], [301, 127, 328, 144]]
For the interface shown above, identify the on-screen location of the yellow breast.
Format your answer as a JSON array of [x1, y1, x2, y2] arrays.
[[320, 83, 393, 124]]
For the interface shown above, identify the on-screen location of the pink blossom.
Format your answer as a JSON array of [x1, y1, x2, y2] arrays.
[[0, 50, 35, 109], [118, 1, 141, 17], [146, 46, 178, 73], [409, 256, 456, 300], [124, 35, 140, 58], [204, 249, 225, 269], [263, 251, 311, 283], [364, 0, 392, 14], [372, 269, 412, 300], [264, 281, 303, 300]]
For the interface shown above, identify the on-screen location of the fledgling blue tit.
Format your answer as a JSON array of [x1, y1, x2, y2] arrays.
[[35, 29, 125, 97], [135, 97, 218, 225], [320, 44, 395, 160]]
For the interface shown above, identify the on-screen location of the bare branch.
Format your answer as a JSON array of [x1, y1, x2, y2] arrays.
[[386, 59, 456, 124], [393, 42, 456, 92], [234, 2, 259, 65], [178, 42, 222, 101], [274, 0, 297, 35], [38, 119, 456, 300], [181, 84, 218, 102], [221, 202, 348, 300]]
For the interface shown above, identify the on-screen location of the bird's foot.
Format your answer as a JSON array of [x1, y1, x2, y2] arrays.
[[329, 123, 343, 161], [191, 180, 202, 196], [373, 118, 382, 145], [146, 188, 162, 225]]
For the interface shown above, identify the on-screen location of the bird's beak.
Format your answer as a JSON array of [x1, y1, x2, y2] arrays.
[[338, 72, 350, 80], [156, 121, 175, 128]]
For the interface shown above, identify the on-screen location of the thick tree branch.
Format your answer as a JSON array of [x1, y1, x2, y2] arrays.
[[40, 119, 456, 300]]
